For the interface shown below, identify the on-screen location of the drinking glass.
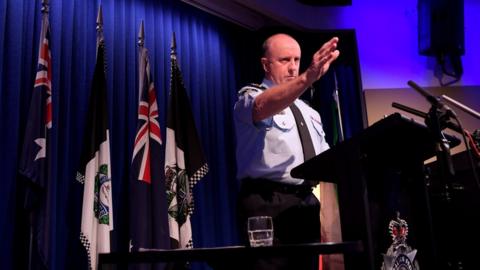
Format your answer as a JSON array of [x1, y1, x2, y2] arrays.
[[247, 216, 274, 247]]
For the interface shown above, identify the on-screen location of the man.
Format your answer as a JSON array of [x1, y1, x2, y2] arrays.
[[234, 33, 340, 270]]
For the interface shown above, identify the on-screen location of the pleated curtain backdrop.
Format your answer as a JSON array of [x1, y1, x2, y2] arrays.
[[0, 0, 248, 269]]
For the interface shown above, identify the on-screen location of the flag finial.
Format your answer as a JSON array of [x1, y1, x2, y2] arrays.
[[96, 4, 103, 32], [41, 0, 49, 14], [138, 20, 145, 47], [170, 32, 177, 58]]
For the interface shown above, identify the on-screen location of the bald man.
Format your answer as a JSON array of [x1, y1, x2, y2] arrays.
[[234, 33, 340, 270]]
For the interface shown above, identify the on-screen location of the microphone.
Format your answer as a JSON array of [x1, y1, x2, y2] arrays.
[[441, 94, 480, 120], [407, 80, 442, 108], [407, 80, 456, 117]]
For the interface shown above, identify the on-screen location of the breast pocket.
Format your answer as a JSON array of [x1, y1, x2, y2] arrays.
[[268, 112, 295, 154], [272, 112, 294, 131]]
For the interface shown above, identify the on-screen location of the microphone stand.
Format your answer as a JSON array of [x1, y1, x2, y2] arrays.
[[392, 102, 427, 118], [407, 81, 456, 200], [441, 93, 480, 197], [406, 81, 463, 270]]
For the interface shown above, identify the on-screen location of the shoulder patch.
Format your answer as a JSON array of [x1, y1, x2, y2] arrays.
[[238, 83, 266, 95], [249, 83, 266, 90]]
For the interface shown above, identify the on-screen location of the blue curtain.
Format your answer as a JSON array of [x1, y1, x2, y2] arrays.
[[0, 0, 246, 269]]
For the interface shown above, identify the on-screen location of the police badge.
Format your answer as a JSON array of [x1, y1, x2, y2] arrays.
[[381, 212, 420, 270]]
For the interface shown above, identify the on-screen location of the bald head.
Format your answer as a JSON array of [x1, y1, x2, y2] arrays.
[[262, 34, 300, 58], [261, 33, 301, 85]]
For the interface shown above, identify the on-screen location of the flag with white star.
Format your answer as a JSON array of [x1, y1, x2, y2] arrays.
[[19, 10, 53, 269]]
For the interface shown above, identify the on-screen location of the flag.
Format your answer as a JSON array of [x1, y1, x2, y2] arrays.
[[76, 31, 113, 270], [19, 10, 53, 269], [164, 47, 208, 249], [129, 43, 170, 256], [318, 70, 344, 270]]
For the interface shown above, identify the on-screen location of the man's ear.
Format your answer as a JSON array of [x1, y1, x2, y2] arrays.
[[261, 57, 269, 73]]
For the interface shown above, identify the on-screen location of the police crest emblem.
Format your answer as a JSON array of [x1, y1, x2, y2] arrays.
[[382, 212, 420, 270]]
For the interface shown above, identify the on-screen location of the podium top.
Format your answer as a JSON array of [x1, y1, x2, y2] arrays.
[[291, 113, 460, 180], [98, 241, 363, 267]]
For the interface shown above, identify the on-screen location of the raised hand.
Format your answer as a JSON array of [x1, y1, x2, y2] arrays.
[[306, 37, 340, 82]]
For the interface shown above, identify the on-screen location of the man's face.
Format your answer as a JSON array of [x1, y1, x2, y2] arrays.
[[262, 35, 301, 85]]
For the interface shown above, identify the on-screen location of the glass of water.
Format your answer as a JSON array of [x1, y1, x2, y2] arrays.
[[247, 216, 274, 247]]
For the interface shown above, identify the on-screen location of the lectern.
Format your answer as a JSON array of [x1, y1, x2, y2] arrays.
[[292, 113, 460, 270]]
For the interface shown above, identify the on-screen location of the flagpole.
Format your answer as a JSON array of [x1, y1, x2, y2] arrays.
[[332, 69, 344, 142], [96, 4, 104, 49], [137, 21, 145, 105], [28, 2, 49, 269], [171, 32, 177, 59], [96, 4, 103, 33], [41, 0, 49, 13], [138, 20, 144, 47], [78, 4, 113, 268]]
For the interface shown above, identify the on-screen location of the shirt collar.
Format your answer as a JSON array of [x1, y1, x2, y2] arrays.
[[261, 78, 275, 89]]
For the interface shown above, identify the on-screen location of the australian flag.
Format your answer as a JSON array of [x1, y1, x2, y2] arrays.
[[129, 41, 170, 264], [164, 38, 209, 250], [19, 11, 52, 269]]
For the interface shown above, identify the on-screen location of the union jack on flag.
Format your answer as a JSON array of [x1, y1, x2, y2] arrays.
[[24, 14, 53, 163], [131, 46, 162, 183], [128, 36, 170, 256], [36, 25, 53, 131]]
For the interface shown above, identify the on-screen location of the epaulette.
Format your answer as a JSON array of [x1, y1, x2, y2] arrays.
[[248, 83, 266, 90], [238, 83, 266, 95]]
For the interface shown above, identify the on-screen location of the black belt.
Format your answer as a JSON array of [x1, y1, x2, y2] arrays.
[[241, 178, 313, 195]]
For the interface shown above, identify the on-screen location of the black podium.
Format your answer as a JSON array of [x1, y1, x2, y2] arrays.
[[292, 113, 460, 270]]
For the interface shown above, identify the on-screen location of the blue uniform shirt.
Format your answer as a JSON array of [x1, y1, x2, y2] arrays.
[[234, 79, 330, 185]]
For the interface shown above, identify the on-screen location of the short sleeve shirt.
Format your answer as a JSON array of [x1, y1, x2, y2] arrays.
[[233, 79, 330, 185]]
